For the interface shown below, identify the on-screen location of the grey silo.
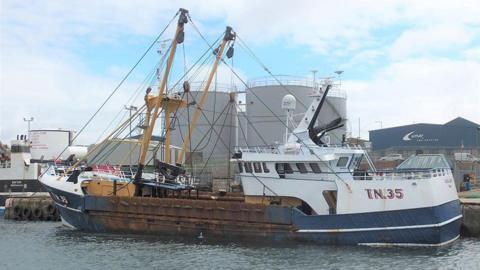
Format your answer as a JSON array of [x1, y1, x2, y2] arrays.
[[169, 89, 237, 178]]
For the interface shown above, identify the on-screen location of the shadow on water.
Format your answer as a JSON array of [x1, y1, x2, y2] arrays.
[[50, 226, 480, 270], [51, 222, 469, 254]]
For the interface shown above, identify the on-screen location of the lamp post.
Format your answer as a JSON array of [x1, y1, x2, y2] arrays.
[[23, 117, 34, 139], [124, 105, 138, 166], [335, 70, 344, 88], [375, 120, 383, 129], [311, 70, 318, 88]]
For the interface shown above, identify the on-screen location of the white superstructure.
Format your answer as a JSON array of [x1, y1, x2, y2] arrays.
[[234, 81, 459, 216]]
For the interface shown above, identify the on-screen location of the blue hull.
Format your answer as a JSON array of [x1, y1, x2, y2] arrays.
[[44, 184, 461, 246]]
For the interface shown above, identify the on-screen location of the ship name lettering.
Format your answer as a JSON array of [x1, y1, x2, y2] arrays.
[[365, 188, 403, 199]]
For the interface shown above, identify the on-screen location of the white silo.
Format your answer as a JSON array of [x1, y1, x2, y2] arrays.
[[244, 76, 347, 147]]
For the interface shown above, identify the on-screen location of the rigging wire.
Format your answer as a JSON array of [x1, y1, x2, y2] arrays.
[[225, 61, 351, 187], [235, 35, 308, 110], [95, 48, 170, 143], [184, 95, 232, 155], [146, 34, 224, 160], [186, 16, 350, 188], [40, 11, 180, 178], [196, 103, 232, 177], [88, 107, 146, 164], [236, 34, 344, 144]]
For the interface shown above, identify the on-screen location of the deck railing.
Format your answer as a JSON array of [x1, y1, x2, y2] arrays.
[[0, 161, 11, 168], [235, 143, 363, 154], [353, 168, 451, 181]]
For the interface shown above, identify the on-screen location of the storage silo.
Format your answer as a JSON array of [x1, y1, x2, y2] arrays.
[[29, 129, 73, 160], [169, 88, 237, 179], [244, 76, 347, 147]]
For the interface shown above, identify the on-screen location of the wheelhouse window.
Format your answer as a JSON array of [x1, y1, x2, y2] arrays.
[[309, 163, 322, 173], [262, 162, 270, 173], [237, 162, 243, 173], [275, 163, 284, 175], [275, 163, 293, 175], [296, 163, 308, 174], [284, 163, 293, 174], [245, 162, 253, 173], [253, 162, 262, 173], [336, 157, 349, 167]]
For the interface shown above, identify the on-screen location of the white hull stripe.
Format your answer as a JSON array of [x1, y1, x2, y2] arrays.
[[297, 215, 462, 233], [358, 235, 460, 247], [54, 202, 83, 213]]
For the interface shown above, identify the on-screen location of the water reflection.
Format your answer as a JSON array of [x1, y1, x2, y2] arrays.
[[1, 219, 479, 270]]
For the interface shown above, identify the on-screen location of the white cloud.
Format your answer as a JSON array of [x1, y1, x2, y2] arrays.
[[346, 58, 480, 138], [0, 49, 137, 144], [389, 25, 474, 60], [1, 0, 480, 144], [463, 47, 480, 61]]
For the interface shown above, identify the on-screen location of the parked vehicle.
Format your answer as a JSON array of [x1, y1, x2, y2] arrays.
[[454, 152, 479, 162], [379, 153, 403, 161]]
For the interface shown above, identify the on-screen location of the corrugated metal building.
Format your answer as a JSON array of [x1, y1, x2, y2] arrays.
[[369, 117, 480, 156], [369, 117, 480, 189]]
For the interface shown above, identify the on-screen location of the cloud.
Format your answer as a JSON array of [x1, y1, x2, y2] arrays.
[[389, 25, 475, 60], [1, 0, 480, 145], [0, 48, 137, 144], [346, 58, 480, 138], [463, 47, 480, 61]]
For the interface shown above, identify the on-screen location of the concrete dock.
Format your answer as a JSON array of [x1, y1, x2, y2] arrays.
[[3, 196, 60, 221], [459, 189, 480, 237]]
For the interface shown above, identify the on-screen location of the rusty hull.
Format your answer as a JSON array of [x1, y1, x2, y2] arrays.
[[82, 196, 297, 239]]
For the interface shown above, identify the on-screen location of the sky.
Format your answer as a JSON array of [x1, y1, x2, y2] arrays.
[[1, 0, 479, 145]]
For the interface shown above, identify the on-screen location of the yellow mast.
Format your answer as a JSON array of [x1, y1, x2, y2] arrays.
[[176, 27, 236, 164], [134, 8, 188, 186]]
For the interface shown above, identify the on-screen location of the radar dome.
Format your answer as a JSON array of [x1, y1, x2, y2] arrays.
[[281, 94, 296, 110]]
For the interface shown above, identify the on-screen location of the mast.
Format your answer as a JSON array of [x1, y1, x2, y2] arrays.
[[134, 8, 188, 189], [176, 26, 236, 164]]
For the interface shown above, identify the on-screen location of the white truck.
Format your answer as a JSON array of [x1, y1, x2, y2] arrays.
[[379, 153, 403, 161]]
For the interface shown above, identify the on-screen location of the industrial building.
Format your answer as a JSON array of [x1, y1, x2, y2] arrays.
[[369, 117, 480, 188], [369, 117, 480, 157]]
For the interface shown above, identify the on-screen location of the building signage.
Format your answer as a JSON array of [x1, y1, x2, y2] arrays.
[[402, 131, 439, 142]]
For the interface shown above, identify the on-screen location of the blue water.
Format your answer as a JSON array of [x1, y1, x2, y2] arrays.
[[0, 219, 479, 270]]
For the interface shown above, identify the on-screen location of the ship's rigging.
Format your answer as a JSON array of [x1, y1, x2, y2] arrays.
[[52, 8, 356, 198]]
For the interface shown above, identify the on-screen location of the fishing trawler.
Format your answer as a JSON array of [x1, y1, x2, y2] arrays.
[[39, 8, 461, 246], [0, 136, 46, 214]]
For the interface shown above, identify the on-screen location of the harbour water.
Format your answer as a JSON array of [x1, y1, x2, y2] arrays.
[[0, 219, 479, 270]]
